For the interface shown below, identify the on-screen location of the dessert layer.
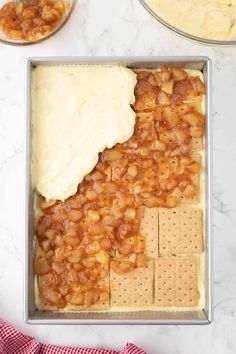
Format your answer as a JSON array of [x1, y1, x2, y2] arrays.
[[32, 65, 137, 201]]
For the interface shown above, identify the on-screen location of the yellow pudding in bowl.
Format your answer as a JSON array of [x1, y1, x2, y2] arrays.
[[142, 0, 236, 44]]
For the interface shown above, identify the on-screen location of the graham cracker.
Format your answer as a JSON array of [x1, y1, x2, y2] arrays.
[[189, 137, 203, 152], [88, 275, 110, 310], [180, 154, 201, 204], [140, 207, 159, 258], [180, 207, 203, 253], [155, 258, 176, 306], [155, 256, 199, 307], [110, 261, 154, 307], [159, 207, 203, 255], [176, 258, 199, 307]]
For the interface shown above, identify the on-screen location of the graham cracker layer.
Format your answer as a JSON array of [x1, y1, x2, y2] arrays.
[[140, 207, 159, 258], [110, 261, 154, 307], [155, 256, 199, 307], [159, 207, 203, 255]]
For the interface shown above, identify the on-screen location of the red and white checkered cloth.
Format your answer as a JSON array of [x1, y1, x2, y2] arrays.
[[0, 320, 146, 354]]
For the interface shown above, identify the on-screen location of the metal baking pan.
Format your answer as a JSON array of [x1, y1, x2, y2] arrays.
[[25, 57, 213, 324]]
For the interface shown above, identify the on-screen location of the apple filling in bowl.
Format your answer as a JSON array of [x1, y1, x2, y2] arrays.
[[0, 0, 66, 41]]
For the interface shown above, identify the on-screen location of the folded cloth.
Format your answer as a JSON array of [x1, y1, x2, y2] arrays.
[[0, 319, 146, 354]]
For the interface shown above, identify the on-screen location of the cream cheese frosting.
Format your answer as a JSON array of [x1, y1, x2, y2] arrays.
[[146, 0, 236, 40], [31, 65, 137, 201]]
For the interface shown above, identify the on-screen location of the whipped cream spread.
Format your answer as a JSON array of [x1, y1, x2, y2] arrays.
[[31, 65, 137, 201], [147, 0, 236, 40]]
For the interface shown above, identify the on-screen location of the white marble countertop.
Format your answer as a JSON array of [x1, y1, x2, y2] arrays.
[[0, 0, 236, 353]]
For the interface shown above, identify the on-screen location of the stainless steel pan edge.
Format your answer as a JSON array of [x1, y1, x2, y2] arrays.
[[24, 56, 213, 324]]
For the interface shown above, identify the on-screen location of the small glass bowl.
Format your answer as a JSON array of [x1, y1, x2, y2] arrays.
[[139, 0, 236, 46], [0, 0, 76, 45]]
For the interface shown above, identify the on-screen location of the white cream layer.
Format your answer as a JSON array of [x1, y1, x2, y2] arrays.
[[31, 65, 137, 201]]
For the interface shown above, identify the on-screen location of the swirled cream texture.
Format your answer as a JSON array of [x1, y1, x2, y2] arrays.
[[146, 0, 236, 40], [31, 65, 137, 201]]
